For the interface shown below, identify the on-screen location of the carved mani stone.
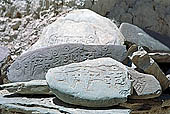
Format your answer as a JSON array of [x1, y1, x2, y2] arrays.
[[127, 68, 162, 99], [7, 44, 127, 82], [26, 9, 125, 52], [46, 57, 132, 107]]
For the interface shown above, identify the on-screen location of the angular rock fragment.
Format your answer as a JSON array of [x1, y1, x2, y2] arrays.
[[148, 52, 170, 63], [0, 80, 50, 95], [128, 46, 169, 90], [127, 68, 162, 99], [27, 9, 125, 52], [120, 23, 170, 51], [0, 46, 10, 85], [46, 58, 132, 107], [0, 46, 10, 68], [8, 44, 127, 82]]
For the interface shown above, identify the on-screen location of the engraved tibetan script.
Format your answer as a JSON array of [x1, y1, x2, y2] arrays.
[[8, 44, 127, 82]]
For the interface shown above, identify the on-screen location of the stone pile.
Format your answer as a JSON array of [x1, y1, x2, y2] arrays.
[[0, 9, 170, 114]]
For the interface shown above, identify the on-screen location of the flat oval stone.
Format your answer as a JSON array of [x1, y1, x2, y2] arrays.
[[46, 58, 132, 107], [7, 44, 127, 82]]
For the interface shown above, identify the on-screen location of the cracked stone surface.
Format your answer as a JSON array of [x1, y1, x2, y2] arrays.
[[108, 0, 170, 38], [46, 58, 132, 107], [26, 9, 125, 52]]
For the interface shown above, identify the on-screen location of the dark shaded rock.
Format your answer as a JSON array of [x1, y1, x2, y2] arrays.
[[149, 52, 170, 63], [119, 23, 170, 51], [7, 44, 127, 82], [46, 58, 132, 107], [127, 68, 162, 99], [120, 94, 170, 114]]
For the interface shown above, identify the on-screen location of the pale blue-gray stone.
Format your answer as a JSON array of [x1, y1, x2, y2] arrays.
[[46, 58, 132, 107]]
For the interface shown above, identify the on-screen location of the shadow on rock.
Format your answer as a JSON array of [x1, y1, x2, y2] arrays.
[[52, 97, 128, 110]]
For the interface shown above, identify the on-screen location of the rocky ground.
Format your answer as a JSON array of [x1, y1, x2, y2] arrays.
[[1, 0, 170, 114]]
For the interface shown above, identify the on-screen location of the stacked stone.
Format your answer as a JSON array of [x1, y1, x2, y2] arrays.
[[0, 9, 170, 114]]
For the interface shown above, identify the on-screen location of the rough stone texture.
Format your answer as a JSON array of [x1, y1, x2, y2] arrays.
[[129, 46, 169, 91], [127, 68, 162, 99], [27, 9, 125, 52], [8, 44, 127, 82], [46, 58, 132, 107], [0, 46, 10, 85], [0, 0, 71, 19], [0, 0, 120, 18], [0, 12, 66, 60], [119, 23, 170, 51], [0, 80, 51, 95], [108, 0, 170, 38], [0, 92, 131, 114], [149, 52, 170, 63], [0, 46, 10, 68], [120, 94, 170, 114]]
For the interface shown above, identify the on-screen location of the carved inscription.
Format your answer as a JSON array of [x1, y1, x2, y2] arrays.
[[8, 44, 127, 82], [132, 76, 146, 93], [48, 33, 100, 45], [54, 64, 130, 96]]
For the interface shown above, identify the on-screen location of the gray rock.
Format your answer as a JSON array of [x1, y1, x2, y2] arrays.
[[0, 46, 10, 68], [0, 46, 10, 84], [128, 45, 169, 90], [127, 68, 162, 99], [8, 44, 127, 82], [149, 52, 170, 63], [0, 92, 131, 114], [108, 0, 170, 38], [119, 23, 170, 51], [27, 9, 125, 52], [0, 80, 51, 95], [46, 58, 132, 107]]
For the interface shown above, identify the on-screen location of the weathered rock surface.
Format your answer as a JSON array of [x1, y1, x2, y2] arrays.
[[108, 0, 170, 38], [46, 58, 132, 107], [0, 0, 121, 18], [27, 9, 125, 52], [0, 46, 10, 68], [119, 23, 170, 51], [0, 80, 50, 95], [8, 44, 127, 82], [128, 46, 169, 90], [0, 14, 60, 59], [127, 68, 162, 99], [0, 46, 10, 85], [149, 52, 170, 63], [0, 91, 131, 114]]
